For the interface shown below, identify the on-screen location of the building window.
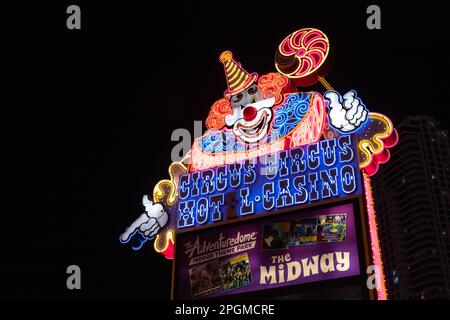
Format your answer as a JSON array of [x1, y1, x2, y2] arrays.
[[393, 271, 399, 285]]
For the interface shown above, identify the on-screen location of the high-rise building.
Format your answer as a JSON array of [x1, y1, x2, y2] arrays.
[[372, 115, 450, 299]]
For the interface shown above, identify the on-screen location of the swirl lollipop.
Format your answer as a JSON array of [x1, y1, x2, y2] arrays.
[[275, 28, 332, 87]]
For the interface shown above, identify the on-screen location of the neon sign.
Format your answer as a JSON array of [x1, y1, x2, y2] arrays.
[[120, 27, 399, 300], [177, 134, 360, 229]]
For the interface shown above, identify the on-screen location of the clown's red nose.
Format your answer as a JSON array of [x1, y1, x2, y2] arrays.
[[243, 106, 257, 122]]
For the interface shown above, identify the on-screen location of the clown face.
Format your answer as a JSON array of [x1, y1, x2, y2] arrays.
[[225, 84, 275, 143]]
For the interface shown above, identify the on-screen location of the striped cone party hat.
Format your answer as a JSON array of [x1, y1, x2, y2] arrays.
[[219, 51, 258, 99]]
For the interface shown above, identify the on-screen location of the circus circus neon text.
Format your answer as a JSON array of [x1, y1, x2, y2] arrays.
[[177, 134, 361, 229]]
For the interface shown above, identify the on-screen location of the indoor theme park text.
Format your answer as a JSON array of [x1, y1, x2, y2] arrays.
[[177, 135, 361, 229]]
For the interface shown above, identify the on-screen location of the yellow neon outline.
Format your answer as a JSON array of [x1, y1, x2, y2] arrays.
[[152, 160, 188, 255], [153, 161, 188, 206], [154, 229, 174, 253], [358, 113, 394, 168]]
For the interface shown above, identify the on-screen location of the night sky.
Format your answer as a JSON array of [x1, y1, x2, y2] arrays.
[[3, 1, 449, 299]]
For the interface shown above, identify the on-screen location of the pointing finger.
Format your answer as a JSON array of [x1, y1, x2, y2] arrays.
[[120, 213, 149, 243], [144, 222, 159, 237], [147, 224, 160, 238]]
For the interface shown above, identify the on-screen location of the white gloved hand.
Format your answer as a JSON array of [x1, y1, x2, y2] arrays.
[[120, 195, 169, 242], [324, 90, 368, 132]]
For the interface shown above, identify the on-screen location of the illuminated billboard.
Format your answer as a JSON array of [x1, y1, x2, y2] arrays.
[[175, 202, 360, 299]]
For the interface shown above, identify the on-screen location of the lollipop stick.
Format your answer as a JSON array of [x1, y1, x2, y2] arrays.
[[317, 75, 340, 139], [317, 75, 334, 91]]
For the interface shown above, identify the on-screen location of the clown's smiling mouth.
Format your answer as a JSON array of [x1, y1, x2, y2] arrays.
[[238, 113, 268, 136]]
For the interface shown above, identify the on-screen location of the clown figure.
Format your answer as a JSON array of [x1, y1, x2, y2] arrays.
[[120, 49, 370, 253]]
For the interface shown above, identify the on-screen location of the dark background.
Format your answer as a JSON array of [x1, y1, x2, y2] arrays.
[[2, 1, 449, 299]]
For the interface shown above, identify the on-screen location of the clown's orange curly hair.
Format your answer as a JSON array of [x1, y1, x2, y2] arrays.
[[205, 98, 233, 130], [205, 72, 294, 130]]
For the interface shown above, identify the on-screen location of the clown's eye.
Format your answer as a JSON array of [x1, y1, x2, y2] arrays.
[[232, 93, 243, 103], [247, 85, 258, 95]]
